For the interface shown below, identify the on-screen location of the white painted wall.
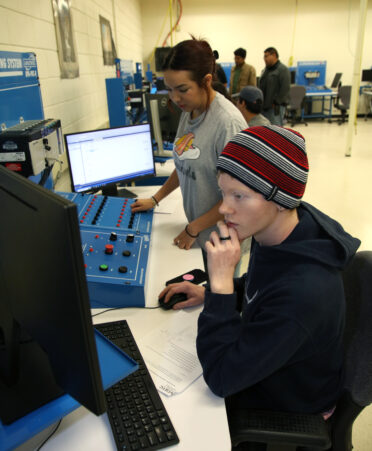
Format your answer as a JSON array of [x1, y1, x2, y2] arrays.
[[0, 0, 143, 133], [140, 0, 372, 86]]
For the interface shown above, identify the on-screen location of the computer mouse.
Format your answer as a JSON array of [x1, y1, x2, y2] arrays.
[[158, 292, 188, 310]]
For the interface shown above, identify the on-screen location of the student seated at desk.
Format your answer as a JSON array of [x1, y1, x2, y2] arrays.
[[160, 126, 360, 429]]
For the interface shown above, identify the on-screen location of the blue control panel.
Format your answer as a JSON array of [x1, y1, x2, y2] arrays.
[[56, 192, 154, 308], [57, 192, 153, 233]]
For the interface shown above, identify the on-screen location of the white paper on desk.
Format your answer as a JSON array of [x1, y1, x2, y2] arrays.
[[138, 311, 203, 396]]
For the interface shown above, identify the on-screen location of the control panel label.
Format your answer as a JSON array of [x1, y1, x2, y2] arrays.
[[0, 151, 25, 161]]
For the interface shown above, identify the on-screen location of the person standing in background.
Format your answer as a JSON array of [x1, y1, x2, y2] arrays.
[[229, 48, 256, 96], [213, 50, 227, 87], [259, 47, 290, 126]]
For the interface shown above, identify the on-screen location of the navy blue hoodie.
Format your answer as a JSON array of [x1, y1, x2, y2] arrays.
[[196, 202, 360, 413]]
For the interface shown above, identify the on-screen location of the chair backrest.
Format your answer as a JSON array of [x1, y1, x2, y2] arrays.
[[288, 85, 306, 109], [342, 250, 372, 406], [337, 85, 352, 109]]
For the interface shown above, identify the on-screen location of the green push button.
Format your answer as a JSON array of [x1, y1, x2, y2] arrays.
[[99, 264, 108, 271]]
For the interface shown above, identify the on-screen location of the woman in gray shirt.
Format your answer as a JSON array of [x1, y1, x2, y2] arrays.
[[132, 38, 246, 253]]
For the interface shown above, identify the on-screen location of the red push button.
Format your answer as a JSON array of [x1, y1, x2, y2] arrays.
[[105, 244, 114, 255]]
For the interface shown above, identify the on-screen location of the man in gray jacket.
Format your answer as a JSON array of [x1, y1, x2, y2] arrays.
[[259, 47, 290, 126]]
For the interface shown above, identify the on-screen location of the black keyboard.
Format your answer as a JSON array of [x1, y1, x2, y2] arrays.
[[95, 320, 179, 450]]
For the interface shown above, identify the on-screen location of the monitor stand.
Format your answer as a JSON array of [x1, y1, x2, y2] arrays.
[[101, 183, 137, 199]]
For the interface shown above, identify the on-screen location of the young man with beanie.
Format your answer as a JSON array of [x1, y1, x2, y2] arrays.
[[237, 86, 271, 126], [159, 126, 360, 426], [229, 48, 256, 96]]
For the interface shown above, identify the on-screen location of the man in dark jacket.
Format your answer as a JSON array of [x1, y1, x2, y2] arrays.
[[213, 50, 228, 87], [259, 47, 290, 126], [160, 126, 360, 423]]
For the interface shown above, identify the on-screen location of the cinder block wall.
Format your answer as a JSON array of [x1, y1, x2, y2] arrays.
[[0, 0, 143, 176]]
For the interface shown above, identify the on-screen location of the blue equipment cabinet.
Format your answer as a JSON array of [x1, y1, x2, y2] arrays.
[[0, 51, 54, 188], [105, 78, 129, 127], [0, 51, 44, 129], [115, 58, 134, 86], [134, 62, 143, 89], [221, 62, 233, 88], [295, 61, 327, 88]]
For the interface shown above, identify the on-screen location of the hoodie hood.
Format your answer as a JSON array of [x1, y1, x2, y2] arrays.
[[269, 202, 360, 270]]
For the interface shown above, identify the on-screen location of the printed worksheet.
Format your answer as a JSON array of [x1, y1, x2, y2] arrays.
[[138, 310, 203, 396]]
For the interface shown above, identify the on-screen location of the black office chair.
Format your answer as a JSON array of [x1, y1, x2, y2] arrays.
[[286, 85, 308, 127], [333, 86, 352, 125], [226, 250, 372, 451]]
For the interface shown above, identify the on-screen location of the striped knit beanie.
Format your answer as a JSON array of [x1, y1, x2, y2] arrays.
[[217, 126, 309, 209]]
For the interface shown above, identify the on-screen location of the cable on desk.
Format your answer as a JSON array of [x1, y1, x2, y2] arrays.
[[91, 305, 160, 318], [35, 418, 62, 450]]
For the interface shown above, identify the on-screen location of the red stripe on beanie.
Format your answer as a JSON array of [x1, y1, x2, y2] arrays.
[[245, 127, 309, 171], [223, 143, 306, 197]]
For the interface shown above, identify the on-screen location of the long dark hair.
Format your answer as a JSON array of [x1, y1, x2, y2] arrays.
[[162, 37, 216, 112]]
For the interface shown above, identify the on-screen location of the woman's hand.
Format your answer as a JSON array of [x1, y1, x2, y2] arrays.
[[131, 198, 154, 212], [205, 221, 241, 294], [173, 228, 196, 250], [158, 281, 205, 310]]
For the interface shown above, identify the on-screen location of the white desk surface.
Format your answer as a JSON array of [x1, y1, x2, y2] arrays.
[[43, 181, 231, 450], [305, 90, 337, 97]]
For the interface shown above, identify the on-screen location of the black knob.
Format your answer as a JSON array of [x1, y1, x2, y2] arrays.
[[110, 232, 118, 241], [118, 266, 127, 273]]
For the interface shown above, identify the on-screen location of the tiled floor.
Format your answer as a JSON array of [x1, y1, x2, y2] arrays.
[[289, 118, 372, 450], [298, 118, 372, 251]]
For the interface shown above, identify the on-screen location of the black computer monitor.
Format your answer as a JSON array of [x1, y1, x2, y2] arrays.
[[65, 123, 155, 198], [154, 47, 172, 72], [155, 77, 166, 92], [331, 73, 342, 88], [0, 165, 106, 424], [290, 70, 296, 85], [361, 69, 372, 82], [145, 93, 182, 143]]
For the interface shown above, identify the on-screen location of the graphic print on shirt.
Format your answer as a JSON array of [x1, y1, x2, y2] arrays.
[[174, 132, 200, 160], [245, 289, 258, 305]]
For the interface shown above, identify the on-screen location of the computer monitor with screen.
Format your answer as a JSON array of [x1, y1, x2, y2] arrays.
[[331, 73, 342, 89], [65, 123, 155, 198], [362, 69, 372, 83], [0, 165, 106, 424], [145, 93, 182, 144]]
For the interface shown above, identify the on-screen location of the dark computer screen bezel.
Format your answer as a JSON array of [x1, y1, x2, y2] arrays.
[[0, 166, 106, 423], [361, 69, 372, 83], [64, 123, 156, 195], [144, 93, 182, 143], [331, 73, 342, 88]]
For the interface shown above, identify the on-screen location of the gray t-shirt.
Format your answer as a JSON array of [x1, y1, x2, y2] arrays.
[[248, 114, 271, 126], [173, 92, 247, 248]]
